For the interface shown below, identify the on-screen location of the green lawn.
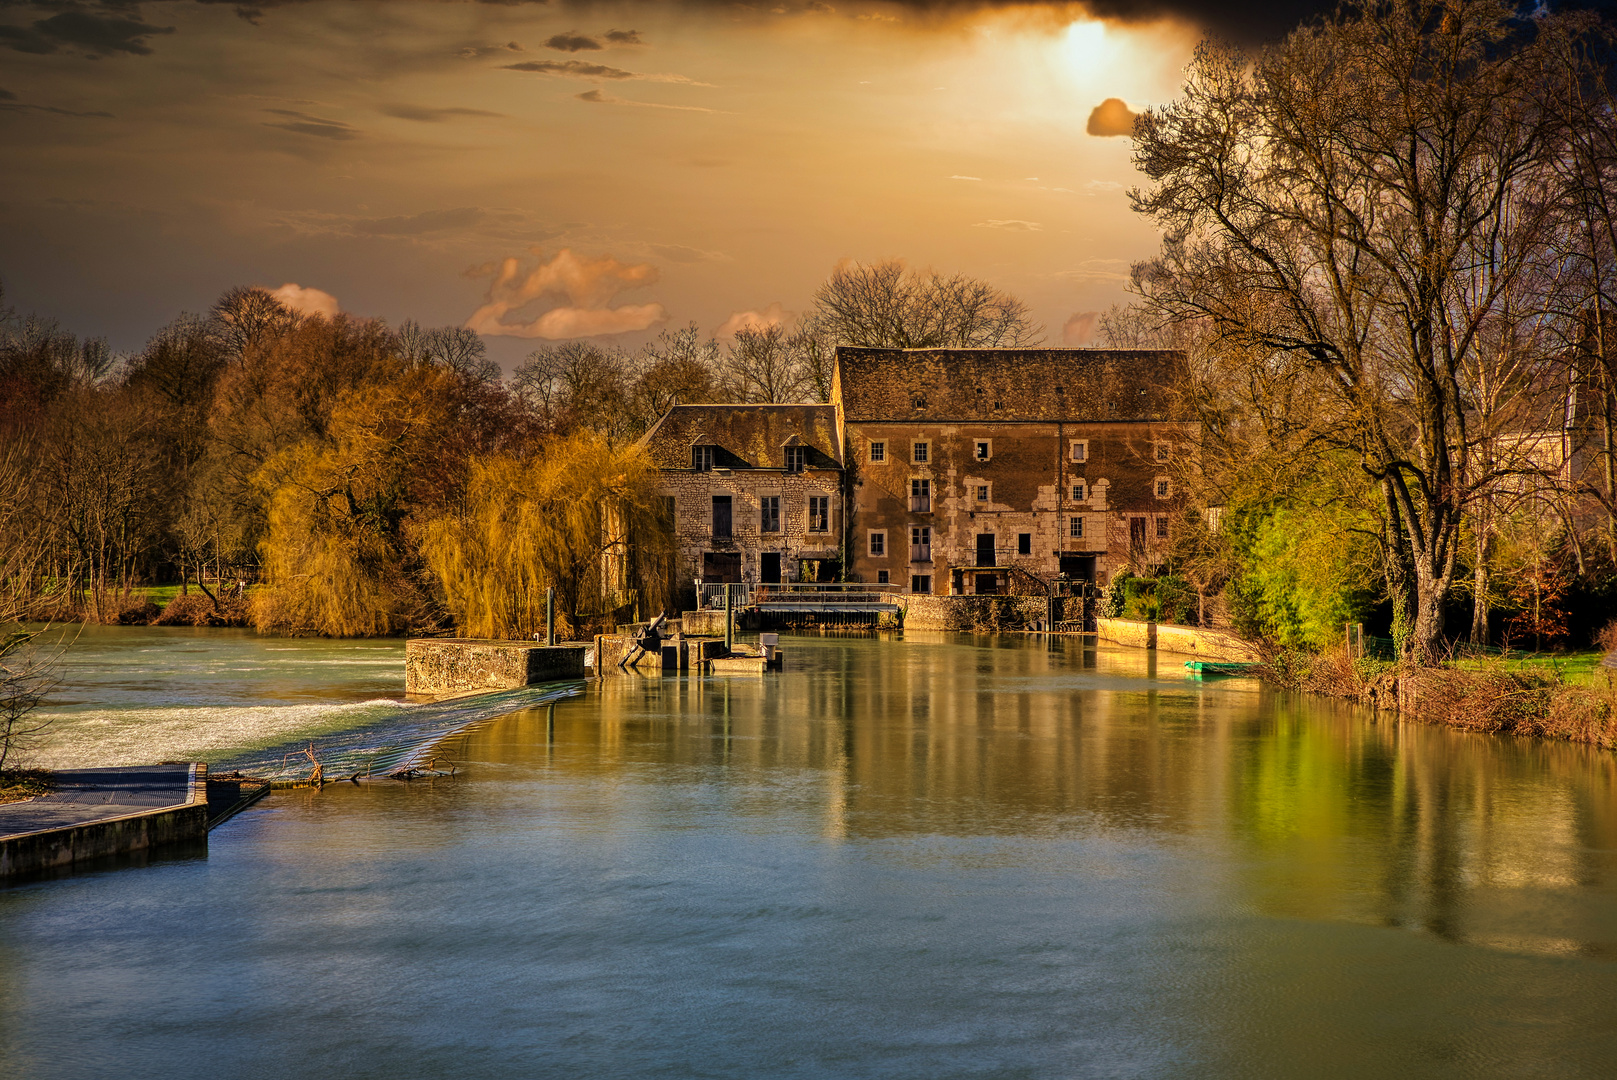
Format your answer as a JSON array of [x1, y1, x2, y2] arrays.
[[1449, 650, 1610, 687]]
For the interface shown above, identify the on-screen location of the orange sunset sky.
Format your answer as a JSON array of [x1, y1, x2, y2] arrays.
[[1, 1, 1325, 364]]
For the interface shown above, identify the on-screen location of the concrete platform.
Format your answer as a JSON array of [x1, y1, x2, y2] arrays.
[[1, 764, 210, 879]]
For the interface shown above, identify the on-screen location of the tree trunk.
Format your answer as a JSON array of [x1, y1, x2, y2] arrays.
[[1470, 512, 1492, 646]]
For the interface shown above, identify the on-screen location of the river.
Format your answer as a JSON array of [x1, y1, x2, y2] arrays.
[[2, 627, 1614, 1078]]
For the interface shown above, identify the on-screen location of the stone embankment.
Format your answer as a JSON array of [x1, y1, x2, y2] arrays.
[[903, 594, 1082, 632], [405, 638, 589, 696], [1093, 617, 1260, 663]]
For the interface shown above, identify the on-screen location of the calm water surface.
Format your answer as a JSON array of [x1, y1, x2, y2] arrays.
[[2, 631, 1615, 1079]]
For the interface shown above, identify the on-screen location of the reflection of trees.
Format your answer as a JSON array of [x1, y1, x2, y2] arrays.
[[486, 637, 1617, 956]]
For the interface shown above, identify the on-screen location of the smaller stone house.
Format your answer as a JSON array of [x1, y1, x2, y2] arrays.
[[637, 404, 845, 598]]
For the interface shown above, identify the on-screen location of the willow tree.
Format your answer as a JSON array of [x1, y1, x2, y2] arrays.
[[417, 433, 672, 639], [253, 367, 455, 636], [1130, 0, 1580, 658]]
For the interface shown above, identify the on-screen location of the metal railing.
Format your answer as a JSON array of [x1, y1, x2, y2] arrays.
[[697, 582, 904, 609]]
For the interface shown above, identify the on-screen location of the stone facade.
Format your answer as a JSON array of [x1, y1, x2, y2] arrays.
[[638, 404, 844, 595], [640, 347, 1193, 602], [833, 347, 1194, 594]]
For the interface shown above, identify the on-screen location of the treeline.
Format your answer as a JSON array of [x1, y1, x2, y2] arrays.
[[0, 259, 1037, 638], [1119, 0, 1617, 657], [0, 285, 670, 637]]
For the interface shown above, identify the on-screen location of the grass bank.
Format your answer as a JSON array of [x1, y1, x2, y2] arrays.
[[1262, 645, 1617, 751]]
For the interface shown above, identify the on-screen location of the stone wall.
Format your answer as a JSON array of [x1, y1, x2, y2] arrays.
[[404, 639, 588, 695], [904, 593, 1058, 632], [1094, 618, 1259, 662]]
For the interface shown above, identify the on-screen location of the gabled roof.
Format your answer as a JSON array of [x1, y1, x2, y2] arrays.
[[832, 347, 1190, 423], [638, 403, 843, 470]]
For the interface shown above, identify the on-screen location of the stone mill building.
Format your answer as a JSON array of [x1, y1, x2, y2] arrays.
[[636, 346, 1192, 606]]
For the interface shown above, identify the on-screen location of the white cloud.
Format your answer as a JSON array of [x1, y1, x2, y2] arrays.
[[269, 282, 339, 318], [716, 301, 793, 338], [1063, 311, 1099, 346], [464, 248, 666, 339]]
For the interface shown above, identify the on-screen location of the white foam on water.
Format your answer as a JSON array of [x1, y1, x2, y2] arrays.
[[30, 698, 416, 770]]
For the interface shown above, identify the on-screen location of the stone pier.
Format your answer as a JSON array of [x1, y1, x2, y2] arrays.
[[405, 638, 589, 696]]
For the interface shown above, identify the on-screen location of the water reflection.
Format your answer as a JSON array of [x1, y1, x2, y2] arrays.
[[500, 634, 1617, 962], [1, 632, 1614, 1079]]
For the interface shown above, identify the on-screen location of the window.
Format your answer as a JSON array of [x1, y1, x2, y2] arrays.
[[912, 441, 929, 463], [1156, 443, 1172, 462], [912, 395, 927, 409], [1070, 516, 1084, 538], [1071, 483, 1086, 502], [760, 495, 780, 533], [1069, 440, 1088, 463], [877, 570, 890, 584], [910, 525, 931, 562], [712, 495, 732, 537], [992, 400, 1003, 411], [1155, 477, 1172, 499], [869, 530, 886, 557], [692, 445, 715, 472], [870, 441, 885, 463], [910, 478, 931, 513], [808, 496, 830, 532], [975, 484, 989, 503], [974, 440, 991, 461], [785, 446, 807, 474], [1156, 517, 1169, 539], [1018, 533, 1032, 555], [911, 574, 932, 594]]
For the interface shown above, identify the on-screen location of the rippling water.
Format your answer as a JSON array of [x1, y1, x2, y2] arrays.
[[2, 630, 1615, 1078]]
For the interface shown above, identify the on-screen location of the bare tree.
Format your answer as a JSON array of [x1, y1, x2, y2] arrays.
[[724, 324, 808, 403], [1130, 1, 1577, 658], [211, 286, 300, 361], [808, 259, 1042, 349], [627, 322, 728, 430], [512, 341, 632, 438]]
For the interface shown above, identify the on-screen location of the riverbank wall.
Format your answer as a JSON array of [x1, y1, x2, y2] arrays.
[[903, 595, 1083, 632], [0, 764, 210, 880], [1093, 618, 1261, 662]]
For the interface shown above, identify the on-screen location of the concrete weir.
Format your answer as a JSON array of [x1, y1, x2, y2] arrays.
[[405, 638, 590, 696], [0, 764, 211, 880]]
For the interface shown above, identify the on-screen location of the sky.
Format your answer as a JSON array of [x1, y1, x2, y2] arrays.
[[0, 0, 1330, 365]]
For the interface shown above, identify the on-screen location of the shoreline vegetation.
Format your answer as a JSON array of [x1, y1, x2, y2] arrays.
[[1258, 636, 1617, 752]]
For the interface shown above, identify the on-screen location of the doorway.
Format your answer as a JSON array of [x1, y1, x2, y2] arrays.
[[760, 552, 781, 584], [975, 533, 996, 567]]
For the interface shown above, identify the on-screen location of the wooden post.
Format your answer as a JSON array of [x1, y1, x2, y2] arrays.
[[725, 583, 735, 652], [546, 587, 556, 647]]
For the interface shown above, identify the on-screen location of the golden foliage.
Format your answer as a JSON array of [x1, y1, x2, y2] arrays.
[[417, 433, 671, 639], [252, 368, 455, 636]]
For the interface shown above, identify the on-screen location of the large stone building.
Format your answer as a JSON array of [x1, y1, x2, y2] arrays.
[[638, 347, 1193, 600]]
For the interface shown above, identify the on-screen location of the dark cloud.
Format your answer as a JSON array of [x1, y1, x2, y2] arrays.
[[0, 100, 115, 117], [545, 32, 601, 51], [0, 87, 15, 101], [458, 41, 524, 59], [0, 10, 174, 56], [576, 88, 607, 102], [380, 103, 504, 121], [603, 28, 643, 44], [1086, 97, 1137, 137], [262, 108, 359, 140], [504, 59, 635, 78]]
